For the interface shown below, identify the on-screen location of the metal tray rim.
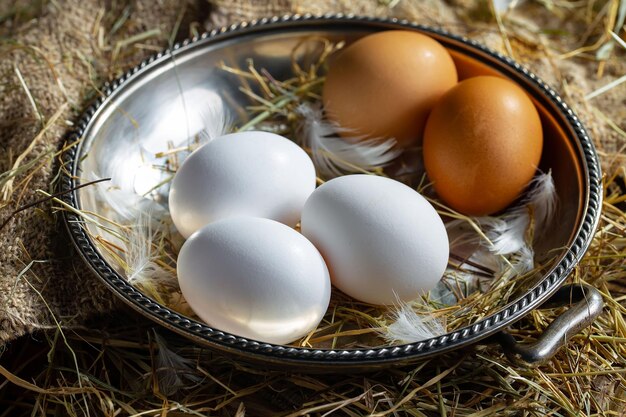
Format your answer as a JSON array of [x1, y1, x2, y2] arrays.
[[59, 13, 603, 367]]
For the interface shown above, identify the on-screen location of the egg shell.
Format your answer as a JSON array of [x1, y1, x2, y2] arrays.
[[300, 175, 449, 305], [423, 76, 543, 216], [322, 30, 458, 147], [177, 217, 331, 345], [169, 131, 316, 238]]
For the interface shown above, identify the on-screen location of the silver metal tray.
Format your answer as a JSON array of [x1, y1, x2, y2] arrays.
[[60, 14, 603, 371]]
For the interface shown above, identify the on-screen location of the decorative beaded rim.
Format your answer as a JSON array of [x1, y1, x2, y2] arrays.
[[60, 14, 602, 367]]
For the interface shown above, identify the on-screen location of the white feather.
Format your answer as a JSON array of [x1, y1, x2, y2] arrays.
[[446, 219, 501, 270], [510, 244, 535, 274], [88, 93, 232, 223], [99, 206, 190, 314], [195, 96, 232, 146], [122, 211, 173, 287], [446, 218, 480, 247], [168, 101, 232, 171], [483, 170, 557, 256], [118, 212, 194, 315], [90, 173, 167, 224], [484, 208, 530, 255], [296, 103, 401, 178], [430, 173, 557, 307], [381, 298, 446, 344], [438, 219, 500, 304], [88, 91, 231, 217], [523, 170, 557, 234]]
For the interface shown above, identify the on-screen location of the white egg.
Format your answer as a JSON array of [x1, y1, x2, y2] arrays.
[[169, 131, 316, 238], [301, 175, 449, 305], [177, 217, 331, 344]]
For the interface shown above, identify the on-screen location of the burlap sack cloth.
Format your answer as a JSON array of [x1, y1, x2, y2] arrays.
[[1, 0, 623, 344]]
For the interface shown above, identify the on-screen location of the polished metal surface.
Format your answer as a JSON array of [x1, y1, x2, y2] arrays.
[[496, 284, 604, 367], [60, 14, 604, 371]]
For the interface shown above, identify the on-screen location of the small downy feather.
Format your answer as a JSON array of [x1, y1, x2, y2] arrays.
[[91, 173, 167, 224], [435, 219, 501, 304], [195, 96, 232, 146], [169, 96, 232, 170], [122, 211, 177, 303], [524, 170, 557, 231], [510, 244, 535, 274], [484, 170, 558, 256], [160, 88, 231, 150], [380, 298, 446, 344], [438, 171, 557, 298], [296, 102, 401, 178], [152, 331, 200, 396], [485, 210, 530, 255]]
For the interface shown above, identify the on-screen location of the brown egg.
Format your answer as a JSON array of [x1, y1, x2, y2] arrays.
[[322, 30, 458, 148], [423, 76, 543, 216]]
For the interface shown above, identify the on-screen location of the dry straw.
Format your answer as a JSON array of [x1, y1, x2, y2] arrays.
[[0, 0, 625, 415]]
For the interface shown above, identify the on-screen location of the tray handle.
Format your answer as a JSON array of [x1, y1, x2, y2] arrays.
[[495, 283, 603, 367]]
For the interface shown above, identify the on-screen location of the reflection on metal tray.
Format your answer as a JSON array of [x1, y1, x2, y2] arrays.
[[60, 14, 603, 372]]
